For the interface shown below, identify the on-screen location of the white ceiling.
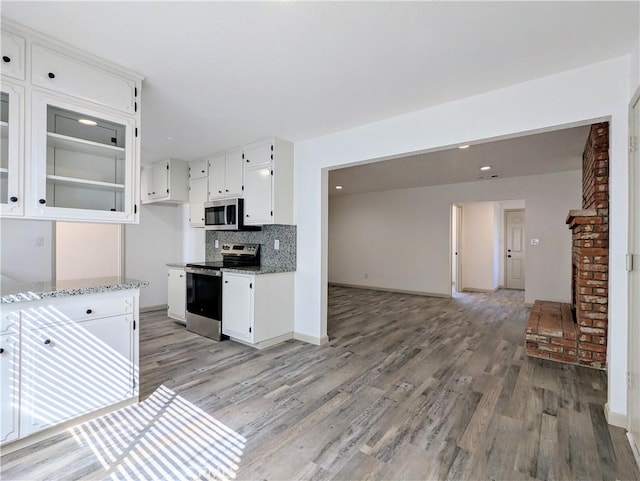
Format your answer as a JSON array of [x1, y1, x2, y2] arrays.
[[328, 124, 591, 196], [2, 2, 638, 166]]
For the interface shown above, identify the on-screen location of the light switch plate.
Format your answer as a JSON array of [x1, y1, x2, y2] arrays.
[[274, 239, 280, 250], [530, 238, 540, 246]]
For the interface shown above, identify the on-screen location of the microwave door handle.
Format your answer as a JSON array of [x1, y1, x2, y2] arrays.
[[226, 205, 233, 225]]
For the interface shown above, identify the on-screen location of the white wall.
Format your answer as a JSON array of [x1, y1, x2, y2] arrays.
[[178, 204, 205, 263], [328, 173, 576, 302], [294, 55, 631, 418], [0, 218, 53, 282], [631, 34, 640, 95], [125, 204, 182, 309], [461, 201, 499, 292], [56, 222, 121, 280]]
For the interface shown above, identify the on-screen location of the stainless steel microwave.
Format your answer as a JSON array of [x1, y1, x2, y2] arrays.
[[204, 198, 244, 230]]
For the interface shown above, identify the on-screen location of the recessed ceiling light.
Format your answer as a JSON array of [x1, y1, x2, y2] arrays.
[[335, 185, 343, 190], [480, 165, 492, 171], [458, 145, 470, 149], [78, 118, 97, 126]]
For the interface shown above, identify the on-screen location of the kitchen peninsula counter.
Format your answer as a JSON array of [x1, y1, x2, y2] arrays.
[[0, 276, 148, 304]]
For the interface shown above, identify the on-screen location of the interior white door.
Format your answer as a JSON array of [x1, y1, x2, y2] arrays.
[[628, 87, 640, 466], [451, 204, 462, 293], [55, 222, 122, 280], [505, 209, 525, 289]]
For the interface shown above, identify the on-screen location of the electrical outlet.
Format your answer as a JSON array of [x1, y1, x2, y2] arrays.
[[274, 239, 280, 250], [214, 239, 219, 248], [35, 236, 44, 247], [530, 238, 540, 246]]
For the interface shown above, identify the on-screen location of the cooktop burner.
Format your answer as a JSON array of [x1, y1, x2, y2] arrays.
[[186, 243, 261, 269]]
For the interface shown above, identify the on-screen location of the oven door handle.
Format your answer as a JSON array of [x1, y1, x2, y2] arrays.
[[185, 267, 222, 277]]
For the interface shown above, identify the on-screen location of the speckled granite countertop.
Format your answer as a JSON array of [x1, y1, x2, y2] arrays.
[[221, 266, 295, 275], [166, 263, 187, 269], [0, 277, 148, 304]]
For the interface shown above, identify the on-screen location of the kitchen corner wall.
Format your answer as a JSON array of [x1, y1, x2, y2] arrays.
[[206, 224, 296, 270]]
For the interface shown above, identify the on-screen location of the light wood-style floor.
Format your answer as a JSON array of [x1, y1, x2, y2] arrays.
[[2, 287, 639, 480]]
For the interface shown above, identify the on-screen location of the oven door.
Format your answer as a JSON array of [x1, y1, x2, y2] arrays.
[[185, 269, 223, 340]]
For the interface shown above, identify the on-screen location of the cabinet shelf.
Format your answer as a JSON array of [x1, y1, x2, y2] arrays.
[[47, 132, 125, 160], [47, 174, 125, 192]]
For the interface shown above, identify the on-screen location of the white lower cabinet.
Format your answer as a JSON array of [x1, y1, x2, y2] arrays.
[[21, 315, 135, 436], [167, 267, 186, 322], [0, 289, 139, 446], [222, 272, 294, 348], [0, 332, 20, 444]]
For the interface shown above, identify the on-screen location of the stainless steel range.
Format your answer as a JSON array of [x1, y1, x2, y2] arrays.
[[185, 243, 260, 340]]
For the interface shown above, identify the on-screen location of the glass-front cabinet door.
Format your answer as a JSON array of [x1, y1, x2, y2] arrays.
[[0, 82, 24, 216], [31, 91, 137, 222]]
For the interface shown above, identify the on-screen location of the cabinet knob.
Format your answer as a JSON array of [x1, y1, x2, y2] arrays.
[[246, 159, 250, 163], [44, 339, 51, 345], [152, 191, 156, 195], [0, 348, 4, 354], [224, 281, 228, 284], [2, 56, 10, 63], [218, 190, 222, 193], [508, 255, 512, 258], [9, 196, 18, 203], [179, 274, 183, 278], [246, 214, 249, 217], [38, 199, 46, 204], [201, 170, 205, 173], [48, 72, 56, 79], [225, 189, 229, 192], [86, 309, 93, 314]]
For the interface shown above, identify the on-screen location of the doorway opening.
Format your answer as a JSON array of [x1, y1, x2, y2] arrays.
[[451, 203, 462, 295]]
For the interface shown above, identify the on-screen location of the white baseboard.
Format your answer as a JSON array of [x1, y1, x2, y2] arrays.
[[329, 282, 450, 299], [627, 432, 640, 470], [294, 332, 329, 345], [140, 304, 166, 313], [604, 402, 627, 428]]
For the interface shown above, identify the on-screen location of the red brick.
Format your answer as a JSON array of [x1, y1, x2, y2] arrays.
[[551, 338, 577, 348], [578, 342, 606, 353]]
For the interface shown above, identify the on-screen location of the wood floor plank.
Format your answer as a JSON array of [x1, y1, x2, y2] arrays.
[[1, 287, 638, 481]]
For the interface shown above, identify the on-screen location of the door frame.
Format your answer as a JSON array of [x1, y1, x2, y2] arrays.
[[504, 208, 525, 289], [627, 85, 640, 468], [451, 203, 463, 293]]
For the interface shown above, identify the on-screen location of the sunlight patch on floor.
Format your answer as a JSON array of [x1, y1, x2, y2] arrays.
[[69, 385, 246, 480]]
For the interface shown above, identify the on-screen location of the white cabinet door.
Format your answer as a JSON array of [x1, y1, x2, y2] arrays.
[[189, 177, 208, 227], [208, 154, 225, 200], [21, 315, 135, 436], [150, 160, 169, 200], [0, 333, 20, 445], [190, 159, 208, 180], [167, 268, 186, 322], [243, 141, 272, 167], [0, 31, 26, 80], [222, 273, 253, 342], [31, 44, 136, 114], [30, 91, 137, 223], [225, 149, 243, 196], [0, 81, 24, 217], [244, 164, 273, 225]]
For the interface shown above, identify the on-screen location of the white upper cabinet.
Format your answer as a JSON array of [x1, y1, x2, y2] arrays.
[[188, 176, 208, 227], [243, 138, 293, 226], [0, 20, 143, 224], [30, 91, 137, 222], [208, 149, 243, 200], [189, 159, 208, 180], [31, 44, 137, 114], [1, 31, 25, 81], [141, 158, 189, 204], [0, 81, 25, 217]]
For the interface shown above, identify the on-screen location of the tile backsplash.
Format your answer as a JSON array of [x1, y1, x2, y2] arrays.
[[205, 224, 296, 270]]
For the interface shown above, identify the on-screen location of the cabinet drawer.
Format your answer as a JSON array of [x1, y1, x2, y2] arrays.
[[32, 44, 136, 113], [190, 160, 208, 180], [20, 294, 135, 329], [1, 31, 26, 80]]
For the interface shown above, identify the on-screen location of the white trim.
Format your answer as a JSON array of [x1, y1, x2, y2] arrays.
[[228, 332, 294, 350], [329, 282, 451, 299], [627, 432, 640, 470], [604, 402, 627, 428], [294, 331, 329, 346]]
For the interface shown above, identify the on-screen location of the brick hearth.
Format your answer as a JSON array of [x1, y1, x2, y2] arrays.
[[526, 122, 609, 369]]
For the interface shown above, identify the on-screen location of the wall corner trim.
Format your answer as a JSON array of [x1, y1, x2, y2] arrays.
[[294, 332, 329, 346], [604, 402, 627, 428]]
